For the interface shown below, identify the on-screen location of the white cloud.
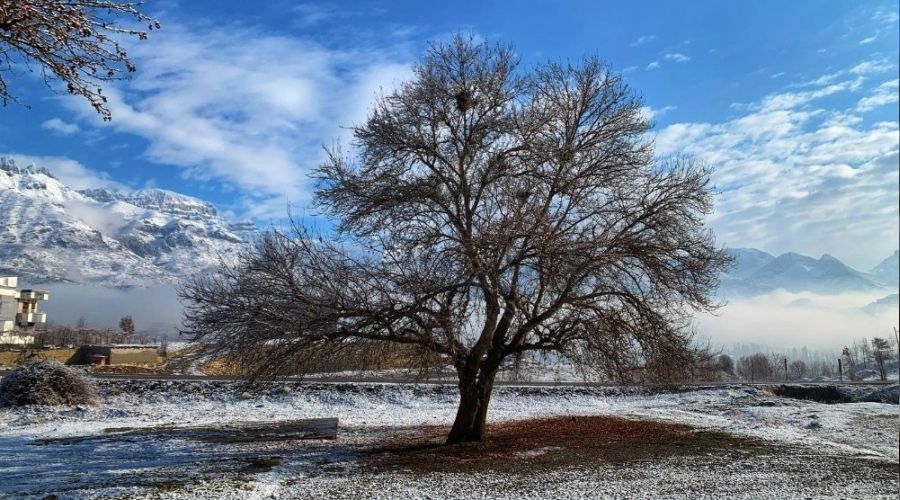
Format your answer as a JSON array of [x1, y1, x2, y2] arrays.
[[63, 22, 414, 219], [40, 118, 79, 136], [857, 79, 900, 112], [759, 78, 861, 111], [641, 105, 677, 121], [663, 52, 691, 63], [62, 199, 130, 235], [873, 10, 899, 24], [1, 153, 127, 191], [291, 3, 334, 26], [654, 61, 900, 269], [859, 35, 877, 44], [644, 53, 690, 71], [803, 58, 893, 89], [630, 35, 656, 47], [849, 58, 894, 75]]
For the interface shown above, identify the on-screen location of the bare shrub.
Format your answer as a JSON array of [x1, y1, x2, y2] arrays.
[[737, 353, 774, 382], [788, 360, 808, 381], [0, 360, 98, 407], [717, 354, 735, 376]]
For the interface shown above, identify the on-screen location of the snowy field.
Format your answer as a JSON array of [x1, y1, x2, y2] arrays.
[[0, 380, 897, 499]]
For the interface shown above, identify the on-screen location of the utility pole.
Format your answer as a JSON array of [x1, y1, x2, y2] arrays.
[[784, 357, 788, 382], [837, 358, 842, 384]]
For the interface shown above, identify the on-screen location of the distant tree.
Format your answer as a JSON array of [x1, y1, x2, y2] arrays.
[[858, 338, 872, 367], [871, 337, 891, 381], [690, 352, 734, 382], [737, 353, 773, 382], [841, 346, 857, 381], [0, 1, 159, 120], [788, 360, 807, 381], [119, 315, 135, 339], [181, 35, 730, 444], [809, 358, 832, 379], [768, 353, 786, 380], [716, 354, 735, 376]]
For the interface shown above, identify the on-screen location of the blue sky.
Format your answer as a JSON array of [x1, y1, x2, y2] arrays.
[[1, 0, 898, 268]]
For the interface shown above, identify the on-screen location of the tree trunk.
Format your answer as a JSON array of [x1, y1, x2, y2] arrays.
[[446, 366, 498, 444], [469, 370, 496, 440]]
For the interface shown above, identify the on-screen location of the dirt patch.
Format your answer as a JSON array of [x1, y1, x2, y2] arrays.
[[368, 415, 767, 473]]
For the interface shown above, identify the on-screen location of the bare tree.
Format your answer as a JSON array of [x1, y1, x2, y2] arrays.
[[841, 346, 858, 381], [737, 353, 773, 382], [857, 338, 872, 367], [0, 0, 158, 120], [181, 36, 729, 444], [871, 337, 891, 381], [118, 315, 134, 340], [788, 359, 807, 381], [716, 354, 735, 377]]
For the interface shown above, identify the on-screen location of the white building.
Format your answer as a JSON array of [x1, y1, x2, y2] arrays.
[[0, 277, 49, 345]]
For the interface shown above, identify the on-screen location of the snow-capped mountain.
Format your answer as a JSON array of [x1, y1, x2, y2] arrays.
[[1, 156, 897, 298], [721, 247, 897, 297], [0, 157, 255, 287], [869, 250, 899, 287]]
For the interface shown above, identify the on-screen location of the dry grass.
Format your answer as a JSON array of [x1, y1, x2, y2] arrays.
[[198, 342, 443, 376], [92, 364, 167, 375], [0, 348, 78, 366]]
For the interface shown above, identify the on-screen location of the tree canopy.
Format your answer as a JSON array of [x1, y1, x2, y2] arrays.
[[181, 35, 729, 444], [0, 0, 158, 120]]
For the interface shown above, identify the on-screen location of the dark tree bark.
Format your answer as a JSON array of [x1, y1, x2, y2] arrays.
[[180, 35, 731, 444], [447, 358, 500, 443]]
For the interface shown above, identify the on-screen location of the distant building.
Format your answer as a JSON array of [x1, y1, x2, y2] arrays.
[[0, 277, 49, 344]]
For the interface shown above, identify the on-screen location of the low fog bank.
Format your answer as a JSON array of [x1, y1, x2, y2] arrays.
[[25, 282, 900, 351], [34, 283, 183, 336], [696, 290, 899, 352]]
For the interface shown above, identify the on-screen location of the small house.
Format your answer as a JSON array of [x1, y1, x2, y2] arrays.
[[0, 276, 49, 344]]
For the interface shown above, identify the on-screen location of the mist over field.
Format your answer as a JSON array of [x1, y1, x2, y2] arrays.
[[35, 283, 182, 336], [28, 280, 899, 352], [696, 290, 899, 352]]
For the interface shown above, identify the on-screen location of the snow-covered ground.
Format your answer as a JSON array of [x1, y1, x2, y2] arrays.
[[0, 380, 897, 499]]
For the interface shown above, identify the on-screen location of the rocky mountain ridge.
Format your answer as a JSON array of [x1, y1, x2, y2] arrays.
[[0, 157, 254, 287], [1, 157, 897, 302]]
